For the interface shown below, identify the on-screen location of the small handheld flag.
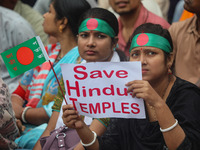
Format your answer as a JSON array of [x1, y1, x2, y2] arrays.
[[0, 36, 49, 78]]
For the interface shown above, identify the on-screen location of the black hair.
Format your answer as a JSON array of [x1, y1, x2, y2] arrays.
[[116, 48, 128, 61], [130, 23, 173, 63], [52, 0, 91, 36], [78, 7, 119, 36]]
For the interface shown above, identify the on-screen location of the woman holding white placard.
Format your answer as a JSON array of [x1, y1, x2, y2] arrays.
[[36, 7, 127, 150], [62, 23, 200, 150]]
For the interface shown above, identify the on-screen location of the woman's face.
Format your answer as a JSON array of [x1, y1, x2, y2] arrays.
[[130, 46, 168, 82], [43, 4, 59, 36], [78, 31, 116, 62]]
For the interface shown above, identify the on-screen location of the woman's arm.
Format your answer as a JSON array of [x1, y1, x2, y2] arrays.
[[74, 119, 107, 150], [11, 94, 24, 119], [126, 80, 186, 150], [33, 111, 59, 150], [154, 100, 186, 150], [24, 107, 49, 125], [11, 83, 27, 119], [62, 104, 100, 150]]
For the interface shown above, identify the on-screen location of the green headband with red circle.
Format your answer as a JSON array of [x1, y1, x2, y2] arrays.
[[130, 33, 172, 53], [78, 18, 116, 38]]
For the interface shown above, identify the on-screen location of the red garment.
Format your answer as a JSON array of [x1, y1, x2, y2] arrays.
[[118, 4, 170, 56], [12, 84, 26, 100]]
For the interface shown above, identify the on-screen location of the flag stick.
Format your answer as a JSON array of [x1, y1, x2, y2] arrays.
[[48, 60, 68, 104]]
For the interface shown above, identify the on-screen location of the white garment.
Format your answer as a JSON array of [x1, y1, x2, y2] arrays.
[[55, 51, 120, 129], [142, 0, 163, 18], [0, 6, 35, 92], [154, 0, 170, 20]]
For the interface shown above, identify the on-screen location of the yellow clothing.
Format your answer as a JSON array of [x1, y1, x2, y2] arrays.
[[179, 10, 194, 21]]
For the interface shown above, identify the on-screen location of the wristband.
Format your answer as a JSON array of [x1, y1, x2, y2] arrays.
[[160, 119, 178, 133], [21, 106, 31, 123], [80, 131, 97, 147]]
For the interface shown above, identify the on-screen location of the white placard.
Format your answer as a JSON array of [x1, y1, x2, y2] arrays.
[[61, 61, 146, 119]]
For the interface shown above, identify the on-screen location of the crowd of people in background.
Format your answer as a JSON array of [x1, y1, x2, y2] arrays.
[[0, 0, 200, 149]]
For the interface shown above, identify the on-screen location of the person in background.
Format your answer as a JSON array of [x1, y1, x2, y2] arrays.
[[34, 0, 98, 15], [34, 7, 126, 150], [0, 6, 35, 93], [11, 0, 91, 149], [62, 23, 200, 150], [169, 0, 200, 87], [0, 74, 25, 149], [0, 0, 48, 46], [98, 0, 163, 19], [33, 0, 98, 45], [0, 78, 19, 150], [108, 0, 170, 57]]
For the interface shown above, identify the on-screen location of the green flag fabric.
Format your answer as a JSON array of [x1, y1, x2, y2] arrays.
[[0, 36, 49, 78]]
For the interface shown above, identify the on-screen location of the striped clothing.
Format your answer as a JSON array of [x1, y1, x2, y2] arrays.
[[21, 43, 60, 108]]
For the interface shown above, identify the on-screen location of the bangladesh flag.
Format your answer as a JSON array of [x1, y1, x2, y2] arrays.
[[0, 36, 49, 78]]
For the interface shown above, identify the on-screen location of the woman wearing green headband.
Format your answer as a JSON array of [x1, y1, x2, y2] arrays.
[[62, 23, 200, 150], [59, 8, 126, 150], [77, 8, 127, 62]]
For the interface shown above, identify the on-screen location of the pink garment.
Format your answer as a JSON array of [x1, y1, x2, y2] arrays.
[[118, 4, 170, 56]]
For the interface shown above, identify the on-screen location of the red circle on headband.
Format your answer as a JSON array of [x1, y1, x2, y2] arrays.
[[136, 34, 149, 46], [17, 47, 34, 65], [86, 18, 98, 30]]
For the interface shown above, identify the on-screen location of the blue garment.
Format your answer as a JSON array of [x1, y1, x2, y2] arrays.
[[172, 0, 184, 22], [15, 123, 47, 149], [39, 46, 80, 117]]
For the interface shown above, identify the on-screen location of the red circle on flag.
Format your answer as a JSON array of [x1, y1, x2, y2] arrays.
[[86, 18, 98, 30], [136, 34, 149, 46], [17, 47, 34, 65]]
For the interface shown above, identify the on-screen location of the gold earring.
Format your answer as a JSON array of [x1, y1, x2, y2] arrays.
[[168, 67, 172, 75], [59, 26, 63, 33]]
